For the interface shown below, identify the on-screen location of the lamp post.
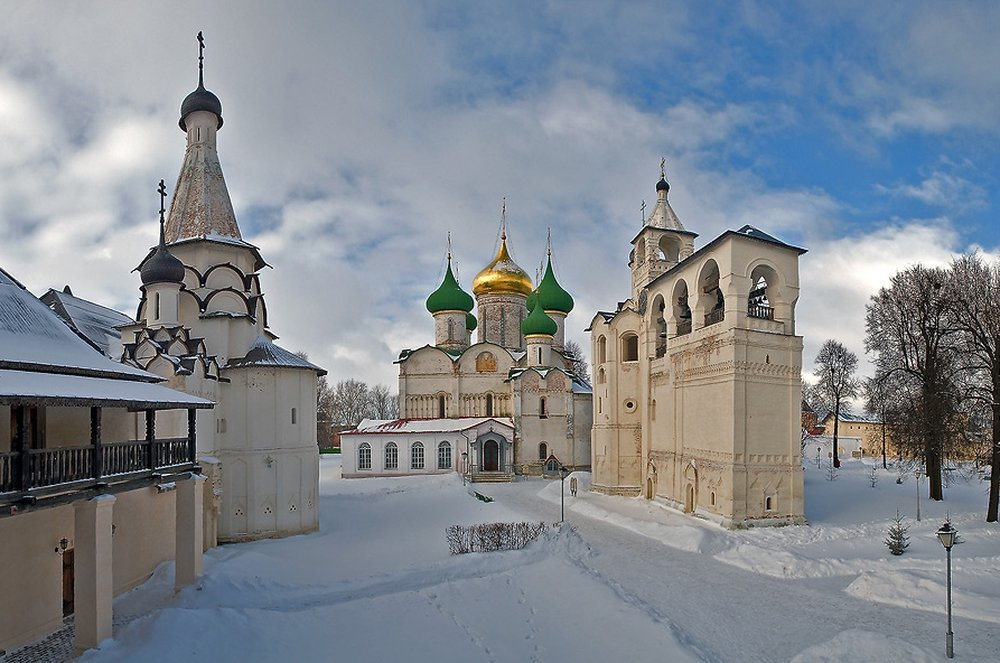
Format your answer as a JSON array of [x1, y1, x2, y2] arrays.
[[461, 451, 468, 487], [559, 465, 569, 523], [936, 520, 957, 659], [915, 470, 922, 522]]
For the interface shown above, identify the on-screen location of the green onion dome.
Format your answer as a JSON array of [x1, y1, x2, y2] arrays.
[[521, 296, 557, 337], [535, 256, 574, 314], [525, 288, 538, 312], [426, 260, 474, 314], [466, 312, 478, 331]]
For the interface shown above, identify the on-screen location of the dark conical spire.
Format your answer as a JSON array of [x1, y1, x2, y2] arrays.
[[140, 180, 185, 285], [179, 31, 223, 131]]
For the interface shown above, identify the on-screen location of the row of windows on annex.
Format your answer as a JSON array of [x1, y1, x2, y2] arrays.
[[596, 262, 787, 367], [357, 441, 453, 471], [424, 392, 556, 418]]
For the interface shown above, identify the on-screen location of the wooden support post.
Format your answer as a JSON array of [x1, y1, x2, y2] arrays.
[[91, 407, 102, 482], [15, 405, 29, 491], [145, 409, 155, 469], [187, 409, 197, 464]]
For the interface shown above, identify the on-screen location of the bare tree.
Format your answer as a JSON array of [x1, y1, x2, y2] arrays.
[[813, 339, 860, 468], [330, 379, 374, 426], [865, 265, 964, 501], [863, 373, 899, 470], [563, 338, 590, 383], [948, 254, 1000, 521], [369, 383, 400, 420]]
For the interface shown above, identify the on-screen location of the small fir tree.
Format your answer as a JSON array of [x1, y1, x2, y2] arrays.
[[869, 466, 879, 488], [825, 460, 839, 481], [885, 510, 910, 556]]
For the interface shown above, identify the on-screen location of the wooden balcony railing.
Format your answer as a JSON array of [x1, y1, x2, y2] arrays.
[[29, 446, 94, 488], [1, 452, 18, 494]]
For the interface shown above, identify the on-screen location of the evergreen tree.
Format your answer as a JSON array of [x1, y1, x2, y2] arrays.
[[885, 510, 910, 555]]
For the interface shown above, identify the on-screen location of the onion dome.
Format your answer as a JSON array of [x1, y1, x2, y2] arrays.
[[536, 255, 574, 314], [466, 312, 478, 331], [426, 259, 474, 314], [656, 177, 669, 193], [179, 31, 223, 131], [521, 296, 557, 337], [525, 288, 538, 312], [179, 85, 223, 131], [472, 231, 533, 297], [142, 223, 185, 286]]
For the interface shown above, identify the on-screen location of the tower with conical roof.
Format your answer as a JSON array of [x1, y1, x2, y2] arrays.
[[426, 236, 475, 351], [472, 206, 533, 351], [127, 33, 324, 544], [630, 160, 697, 302]]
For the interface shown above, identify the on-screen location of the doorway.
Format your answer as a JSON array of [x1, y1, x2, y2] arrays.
[[684, 484, 695, 513], [62, 548, 74, 617], [483, 440, 500, 471], [646, 477, 654, 500]]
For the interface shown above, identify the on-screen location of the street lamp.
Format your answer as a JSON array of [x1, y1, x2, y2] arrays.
[[461, 451, 469, 487], [936, 520, 957, 659], [559, 465, 569, 523], [914, 470, 922, 522]]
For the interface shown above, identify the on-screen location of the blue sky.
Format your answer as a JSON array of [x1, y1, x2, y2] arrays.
[[0, 1, 997, 387]]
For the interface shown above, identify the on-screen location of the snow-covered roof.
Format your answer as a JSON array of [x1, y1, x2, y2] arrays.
[[41, 287, 135, 357], [0, 266, 159, 382], [345, 417, 514, 435], [0, 368, 213, 409], [225, 336, 326, 375]]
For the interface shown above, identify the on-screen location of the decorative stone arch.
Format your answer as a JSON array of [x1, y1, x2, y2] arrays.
[[596, 335, 607, 365], [635, 236, 647, 264], [670, 278, 692, 337], [696, 259, 724, 328], [645, 460, 657, 499], [203, 263, 248, 290], [650, 293, 667, 357], [683, 461, 699, 513], [658, 234, 682, 263], [203, 288, 252, 316], [181, 265, 200, 291], [746, 259, 794, 331], [620, 331, 639, 362]]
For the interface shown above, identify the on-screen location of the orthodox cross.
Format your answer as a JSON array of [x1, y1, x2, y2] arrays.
[[500, 197, 507, 240], [640, 199, 646, 221], [660, 157, 666, 179], [546, 227, 552, 256], [197, 31, 205, 86], [157, 179, 168, 243], [447, 231, 452, 261]]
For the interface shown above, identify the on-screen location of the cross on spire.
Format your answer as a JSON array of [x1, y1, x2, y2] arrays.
[[157, 179, 168, 244], [660, 157, 666, 179], [197, 31, 205, 87], [500, 197, 507, 240], [546, 227, 552, 256], [640, 199, 646, 221], [447, 231, 452, 261]]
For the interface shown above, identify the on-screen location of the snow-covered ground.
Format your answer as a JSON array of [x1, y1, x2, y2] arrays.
[[79, 457, 1000, 662]]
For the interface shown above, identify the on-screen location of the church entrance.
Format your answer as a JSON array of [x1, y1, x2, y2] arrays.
[[685, 484, 695, 513], [483, 440, 500, 471], [645, 477, 654, 500]]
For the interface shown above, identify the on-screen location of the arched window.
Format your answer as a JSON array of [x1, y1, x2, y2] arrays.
[[622, 333, 639, 362], [358, 443, 372, 470], [411, 441, 424, 470], [438, 441, 452, 469], [597, 336, 607, 364], [539, 396, 547, 418], [486, 393, 494, 417], [765, 495, 773, 511], [385, 442, 398, 470], [597, 367, 606, 384], [538, 442, 548, 460], [545, 458, 560, 472], [438, 394, 446, 418]]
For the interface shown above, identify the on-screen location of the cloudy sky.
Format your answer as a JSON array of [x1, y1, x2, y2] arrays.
[[1, 1, 998, 389]]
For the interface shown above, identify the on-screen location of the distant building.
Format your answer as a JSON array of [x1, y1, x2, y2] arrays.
[[590, 167, 806, 527], [0, 264, 212, 654]]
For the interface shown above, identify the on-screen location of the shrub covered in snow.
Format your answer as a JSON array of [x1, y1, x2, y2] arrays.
[[446, 521, 548, 554]]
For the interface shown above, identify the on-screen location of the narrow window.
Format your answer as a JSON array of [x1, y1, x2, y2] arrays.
[[358, 443, 372, 470], [710, 491, 716, 506], [291, 407, 297, 424], [538, 442, 547, 460], [438, 394, 446, 418], [154, 292, 160, 319], [765, 496, 773, 511], [411, 442, 424, 470], [537, 347, 542, 364], [539, 397, 547, 418], [385, 442, 398, 470], [486, 393, 494, 417], [438, 441, 452, 469]]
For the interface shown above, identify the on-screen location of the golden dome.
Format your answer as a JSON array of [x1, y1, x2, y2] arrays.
[[472, 233, 533, 297]]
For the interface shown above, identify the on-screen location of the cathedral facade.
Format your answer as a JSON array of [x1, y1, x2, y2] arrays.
[[590, 170, 806, 527], [345, 225, 591, 480], [122, 40, 324, 542]]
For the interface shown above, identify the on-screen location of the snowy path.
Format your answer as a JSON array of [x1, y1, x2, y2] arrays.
[[484, 478, 1000, 662]]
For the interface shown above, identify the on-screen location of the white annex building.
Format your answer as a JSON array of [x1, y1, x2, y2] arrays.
[[343, 223, 592, 482], [590, 167, 806, 527], [121, 36, 325, 543]]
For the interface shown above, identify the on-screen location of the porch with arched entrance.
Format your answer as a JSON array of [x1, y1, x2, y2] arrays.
[[468, 430, 514, 483]]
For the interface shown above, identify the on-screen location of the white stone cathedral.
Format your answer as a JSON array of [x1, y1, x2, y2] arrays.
[[343, 221, 592, 480], [590, 166, 806, 527], [122, 35, 324, 541]]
